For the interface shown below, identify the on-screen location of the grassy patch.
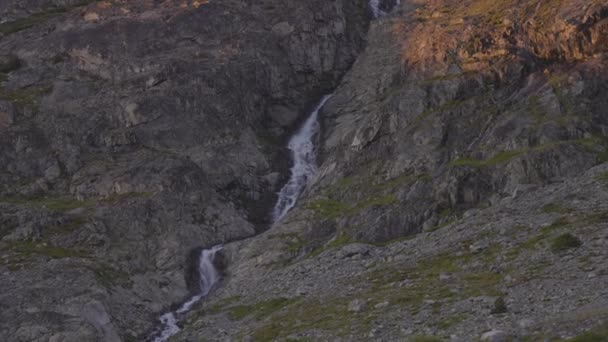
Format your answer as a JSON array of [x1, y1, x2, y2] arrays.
[[0, 195, 93, 212], [250, 297, 357, 340], [91, 264, 132, 289], [542, 203, 573, 214], [42, 216, 88, 238], [551, 234, 582, 253], [450, 149, 526, 168], [491, 296, 508, 314], [0, 85, 52, 111], [0, 1, 96, 35], [0, 56, 20, 73], [228, 298, 298, 321], [436, 313, 467, 329], [306, 194, 397, 220], [101, 192, 153, 204], [308, 234, 353, 257], [527, 95, 548, 126], [410, 336, 444, 342], [414, 100, 463, 125], [208, 296, 242, 313], [596, 172, 608, 185], [4, 240, 88, 259], [0, 11, 63, 35], [565, 321, 608, 342]]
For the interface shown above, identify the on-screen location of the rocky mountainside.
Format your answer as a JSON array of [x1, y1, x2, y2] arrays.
[[1, 0, 607, 341]]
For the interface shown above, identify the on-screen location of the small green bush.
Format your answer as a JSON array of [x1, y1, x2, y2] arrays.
[[491, 296, 508, 314], [551, 234, 582, 253]]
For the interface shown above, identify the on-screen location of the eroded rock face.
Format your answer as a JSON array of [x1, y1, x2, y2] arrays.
[[300, 0, 608, 244], [177, 0, 608, 340], [0, 0, 371, 340]]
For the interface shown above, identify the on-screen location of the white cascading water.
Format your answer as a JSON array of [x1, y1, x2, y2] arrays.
[[369, 0, 384, 18], [272, 95, 332, 222], [150, 245, 223, 342], [370, 0, 400, 18]]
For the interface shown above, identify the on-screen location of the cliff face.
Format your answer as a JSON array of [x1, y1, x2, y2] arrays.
[[1, 0, 607, 341], [0, 0, 370, 340]]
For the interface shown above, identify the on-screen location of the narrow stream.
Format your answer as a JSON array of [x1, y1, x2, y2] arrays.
[[148, 96, 331, 341], [148, 245, 223, 342]]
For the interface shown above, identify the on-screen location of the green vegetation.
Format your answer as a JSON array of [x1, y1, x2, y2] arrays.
[[450, 149, 526, 168], [4, 240, 88, 259], [491, 296, 508, 314], [250, 297, 357, 341], [309, 171, 429, 220], [306, 194, 397, 220], [0, 56, 20, 73], [0, 1, 96, 35], [227, 298, 299, 321], [551, 234, 582, 253], [209, 296, 242, 313], [565, 322, 608, 342], [0, 11, 62, 35], [576, 136, 608, 163], [527, 95, 548, 126], [101, 191, 153, 204], [0, 192, 152, 212], [91, 264, 132, 290], [362, 247, 504, 318], [42, 216, 88, 238], [0, 195, 92, 212], [542, 203, 573, 214], [410, 336, 443, 342], [308, 234, 353, 257], [596, 172, 608, 185], [414, 100, 463, 125], [0, 85, 52, 111], [436, 314, 467, 329], [506, 217, 570, 260]]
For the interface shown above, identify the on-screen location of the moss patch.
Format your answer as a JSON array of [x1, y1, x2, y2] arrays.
[[551, 234, 582, 253], [450, 149, 526, 168], [542, 203, 573, 214], [101, 191, 153, 204], [250, 297, 358, 341], [565, 322, 608, 342], [227, 297, 299, 321], [0, 1, 96, 35], [436, 313, 467, 329], [410, 336, 444, 342], [595, 172, 608, 185], [306, 194, 397, 220], [0, 195, 93, 212], [308, 234, 353, 257], [4, 240, 89, 259], [91, 264, 132, 290], [42, 216, 89, 238], [0, 85, 53, 111]]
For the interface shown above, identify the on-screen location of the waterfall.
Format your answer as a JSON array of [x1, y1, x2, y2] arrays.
[[149, 245, 223, 342], [370, 0, 400, 18], [272, 95, 332, 222], [369, 0, 384, 18]]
